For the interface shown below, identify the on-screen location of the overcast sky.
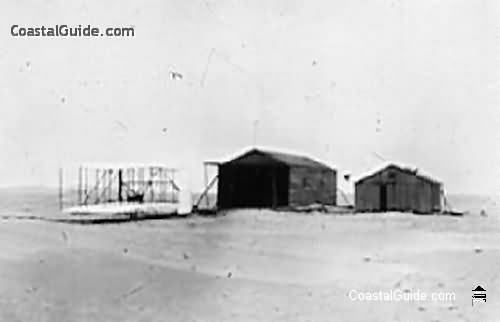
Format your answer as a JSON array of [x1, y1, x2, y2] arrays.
[[0, 0, 499, 194]]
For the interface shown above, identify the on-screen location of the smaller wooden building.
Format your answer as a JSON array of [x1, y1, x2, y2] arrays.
[[216, 148, 337, 209], [355, 163, 442, 214]]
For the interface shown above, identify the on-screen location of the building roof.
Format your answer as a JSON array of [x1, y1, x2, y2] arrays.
[[355, 162, 442, 185], [473, 286, 486, 292], [219, 147, 335, 170]]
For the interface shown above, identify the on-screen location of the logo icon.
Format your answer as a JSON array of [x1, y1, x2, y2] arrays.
[[472, 286, 486, 306]]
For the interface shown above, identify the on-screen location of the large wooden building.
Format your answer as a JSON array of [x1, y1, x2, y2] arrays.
[[216, 148, 336, 209], [355, 163, 442, 214]]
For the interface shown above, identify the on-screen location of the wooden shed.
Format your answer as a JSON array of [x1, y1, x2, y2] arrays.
[[355, 163, 442, 214], [216, 148, 336, 209]]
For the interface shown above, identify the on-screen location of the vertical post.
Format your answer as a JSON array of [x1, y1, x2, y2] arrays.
[[118, 169, 123, 202], [95, 169, 100, 204], [138, 167, 144, 193], [133, 168, 137, 194], [149, 167, 155, 202], [129, 168, 134, 196], [78, 166, 82, 205], [172, 170, 176, 202], [84, 167, 88, 205], [101, 169, 105, 202], [165, 169, 172, 202], [164, 168, 168, 202], [204, 163, 209, 207], [127, 167, 133, 200], [107, 169, 113, 202], [158, 167, 164, 202], [103, 169, 108, 202], [58, 167, 63, 210]]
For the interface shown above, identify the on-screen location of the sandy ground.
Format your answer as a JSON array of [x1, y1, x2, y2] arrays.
[[0, 204, 499, 322]]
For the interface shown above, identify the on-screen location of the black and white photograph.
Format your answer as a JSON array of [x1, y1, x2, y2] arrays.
[[0, 0, 499, 321]]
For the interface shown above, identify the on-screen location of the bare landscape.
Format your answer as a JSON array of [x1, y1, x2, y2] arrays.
[[0, 189, 498, 322], [1, 0, 498, 321]]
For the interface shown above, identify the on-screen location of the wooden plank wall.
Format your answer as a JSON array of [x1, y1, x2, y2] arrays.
[[288, 167, 337, 206]]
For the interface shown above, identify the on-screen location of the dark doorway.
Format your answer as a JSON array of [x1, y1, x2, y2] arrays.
[[246, 167, 273, 207], [218, 165, 289, 208], [380, 184, 387, 211]]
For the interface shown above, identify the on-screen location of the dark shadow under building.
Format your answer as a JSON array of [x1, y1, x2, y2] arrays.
[[355, 163, 442, 214], [216, 148, 336, 209]]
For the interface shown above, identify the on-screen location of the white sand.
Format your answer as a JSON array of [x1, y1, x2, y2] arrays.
[[0, 210, 499, 321]]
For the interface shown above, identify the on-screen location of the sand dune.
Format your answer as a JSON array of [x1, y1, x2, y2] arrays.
[[0, 206, 499, 321]]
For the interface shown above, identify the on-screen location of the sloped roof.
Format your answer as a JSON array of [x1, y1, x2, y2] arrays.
[[355, 162, 442, 185], [222, 148, 334, 170], [473, 286, 486, 292]]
